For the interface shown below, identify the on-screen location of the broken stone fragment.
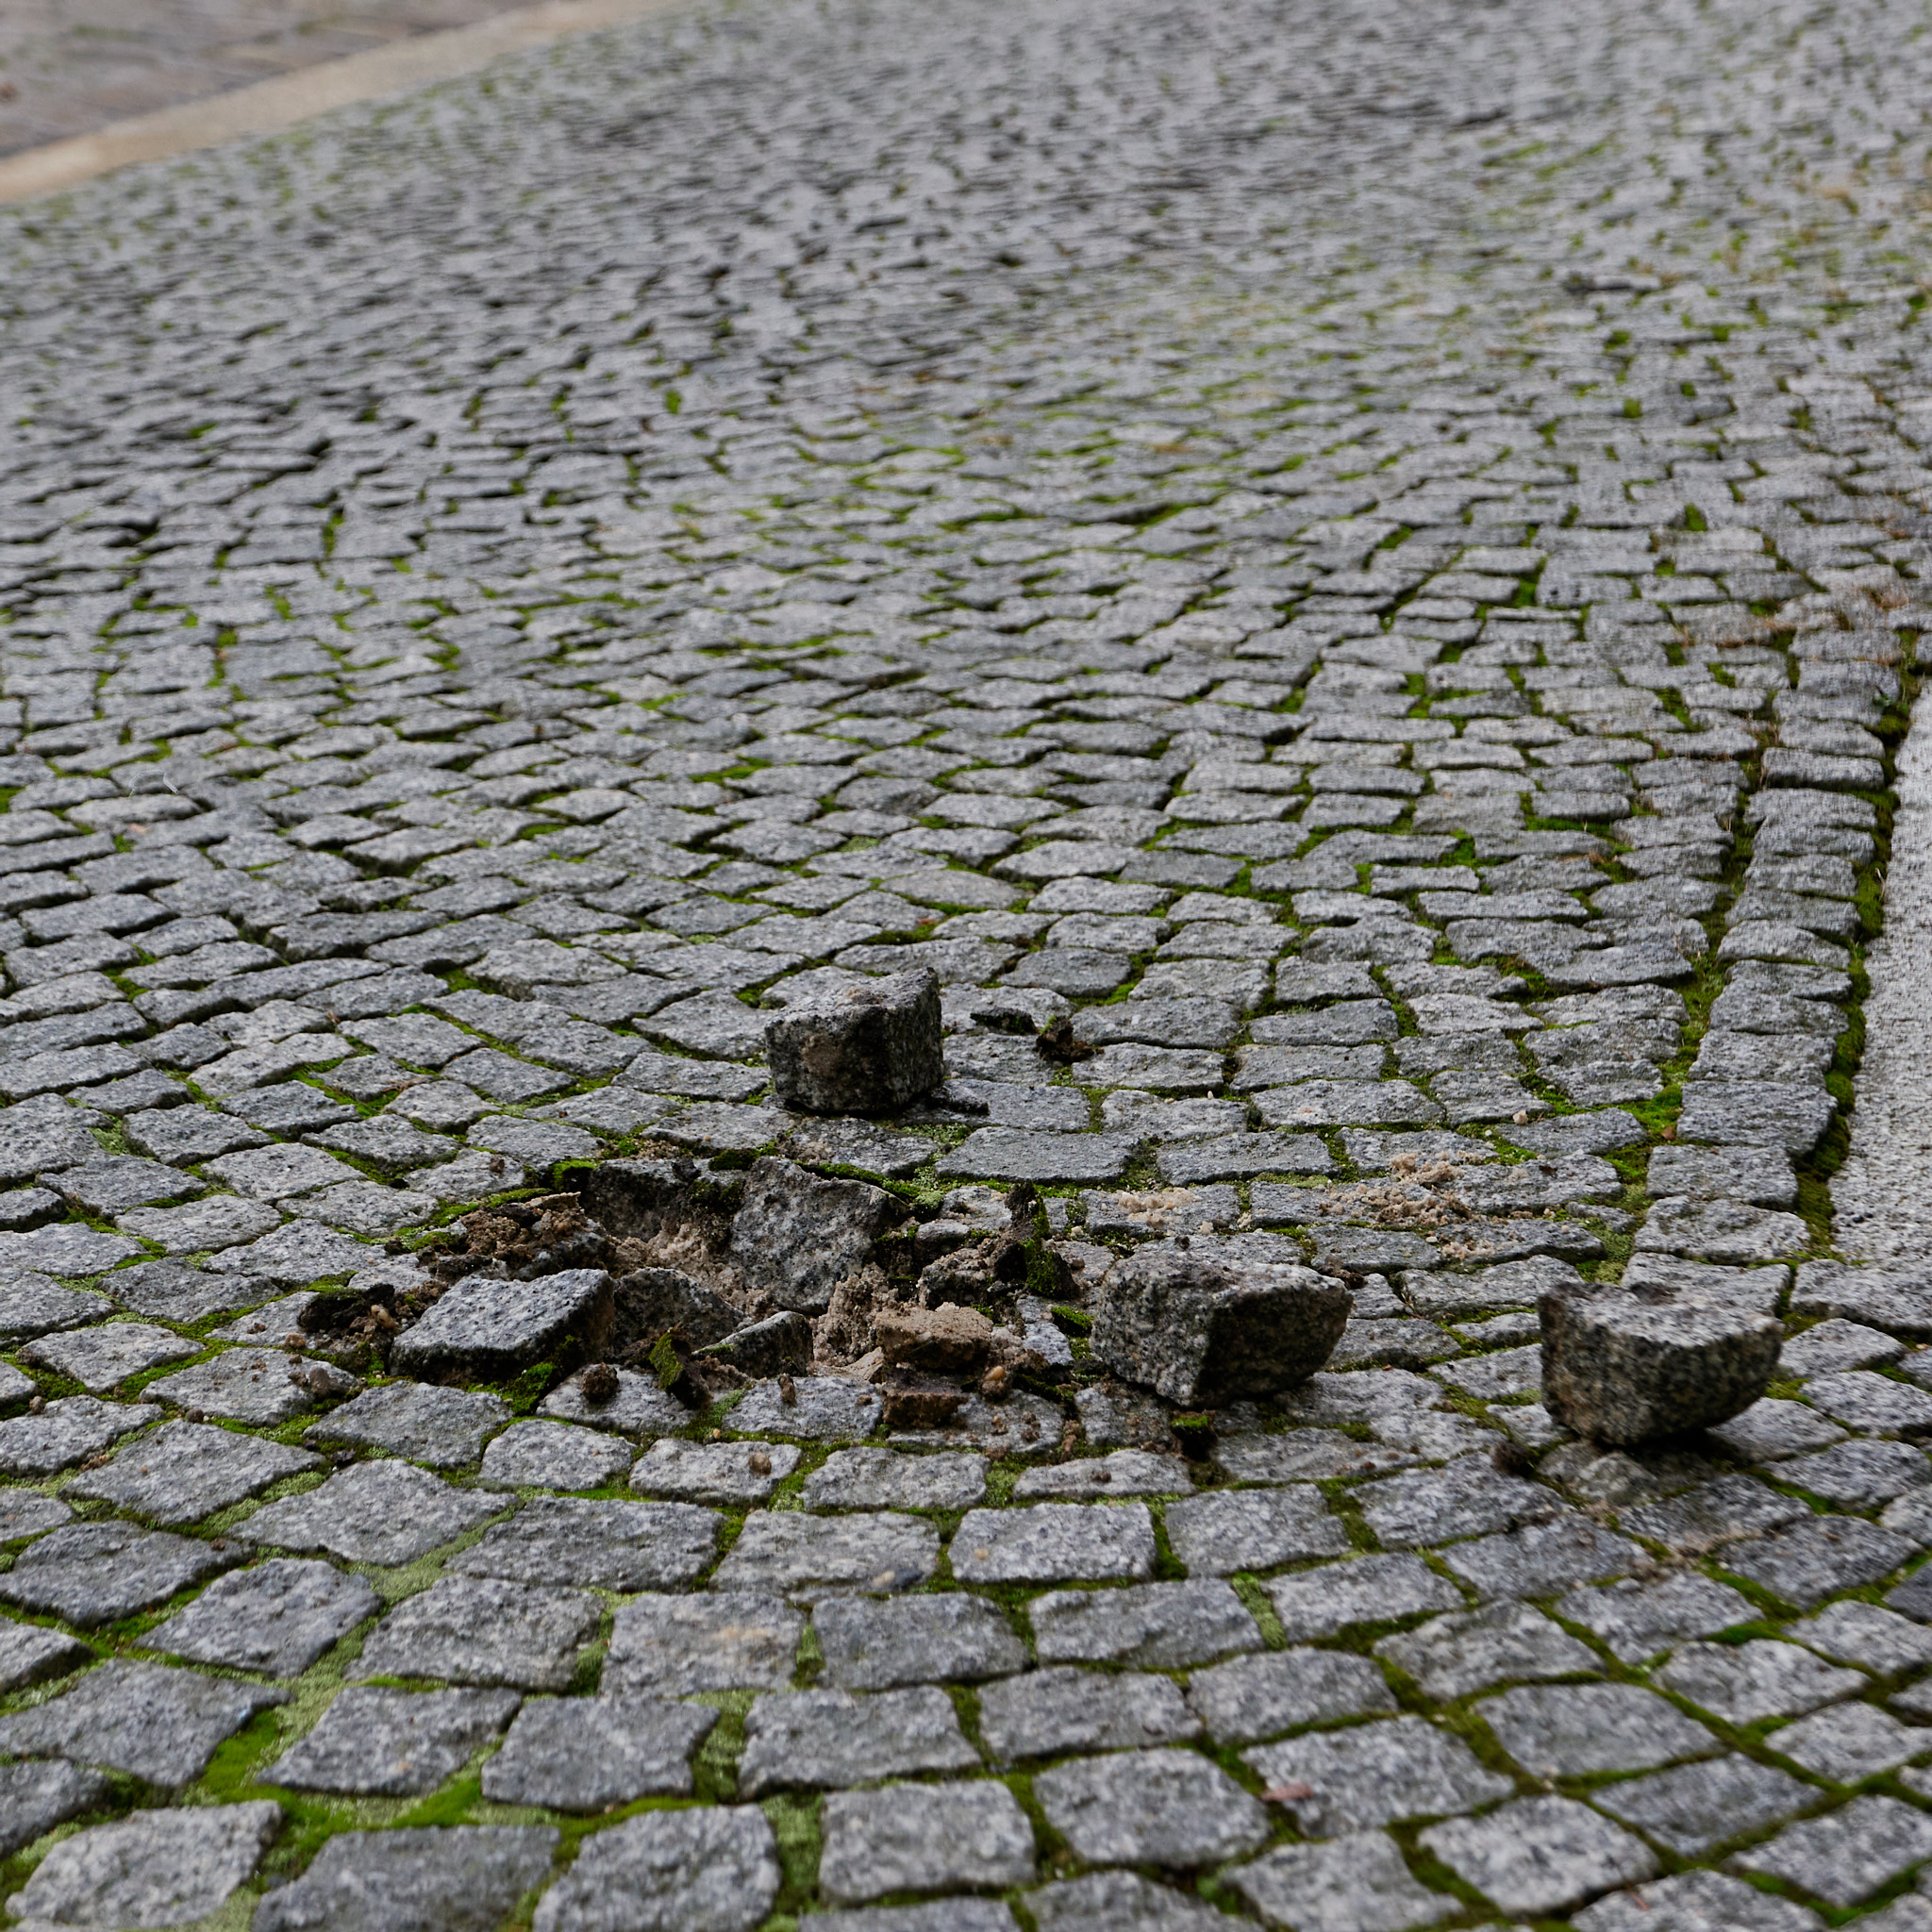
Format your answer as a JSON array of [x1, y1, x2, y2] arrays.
[[875, 1303, 994, 1376], [730, 1158, 904, 1316], [1539, 1288, 1782, 1446], [700, 1311, 813, 1380], [391, 1269, 614, 1377], [764, 967, 943, 1114], [1091, 1248, 1350, 1406], [612, 1268, 743, 1352]]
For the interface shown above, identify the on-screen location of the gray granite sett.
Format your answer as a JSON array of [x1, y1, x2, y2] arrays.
[[1771, 1698, 1924, 1780], [144, 1557, 379, 1676], [1431, 1341, 1541, 1401], [1374, 1602, 1599, 1699], [1012, 1448, 1187, 1499], [711, 1509, 938, 1597], [1228, 1833, 1457, 1932], [1720, 1515, 1914, 1607], [454, 1496, 719, 1591], [1441, 1516, 1644, 1600], [950, 1502, 1157, 1583], [242, 1459, 506, 1566], [1656, 1640, 1865, 1724], [631, 1437, 802, 1504], [1027, 1872, 1227, 1932], [726, 1374, 881, 1440], [0, 1658, 283, 1786], [819, 1780, 1036, 1903], [56, 1156, 200, 1216], [22, 1320, 200, 1391], [1573, 1870, 1824, 1932], [1028, 1577, 1261, 1668], [304, 1379, 510, 1468], [0, 1491, 71, 1543], [1163, 1484, 1350, 1574], [1807, 1370, 1932, 1437], [68, 1418, 322, 1524], [479, 1419, 633, 1490], [212, 1291, 321, 1341], [1034, 1747, 1270, 1868], [118, 1195, 283, 1254], [1185, 1646, 1398, 1744], [1783, 1318, 1907, 1377], [603, 1591, 803, 1694], [388, 1267, 612, 1378], [255, 1825, 559, 1932], [480, 1695, 719, 1808], [1245, 1714, 1514, 1835], [737, 1684, 980, 1793], [804, 1447, 987, 1511], [0, 1223, 143, 1276], [270, 1685, 522, 1796], [1797, 1600, 1932, 1674], [3, 1800, 280, 1929], [976, 1665, 1200, 1762], [0, 1619, 89, 1694], [813, 1592, 1026, 1690], [0, 1274, 110, 1339], [1706, 1397, 1847, 1462], [1788, 1437, 1932, 1507], [1267, 1553, 1468, 1640], [1211, 1426, 1419, 1484], [1355, 1453, 1562, 1549], [540, 1364, 691, 1438], [530, 1807, 777, 1932], [0, 1759, 108, 1859], [1419, 1795, 1657, 1917], [112, 1259, 278, 1324], [1480, 1682, 1720, 1775], [1621, 1474, 1812, 1552], [1593, 1751, 1819, 1857], [1556, 1573, 1757, 1662], [1735, 1795, 1932, 1907], [0, 1395, 158, 1474], [0, 1520, 234, 1624], [145, 1348, 339, 1426], [358, 1574, 601, 1690]]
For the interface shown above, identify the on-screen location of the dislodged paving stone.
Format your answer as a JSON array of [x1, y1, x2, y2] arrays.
[[813, 1593, 1025, 1690], [143, 1557, 378, 1676], [392, 1268, 612, 1377], [1229, 1832, 1457, 1932], [737, 1685, 980, 1793], [480, 1696, 717, 1809], [603, 1591, 803, 1695], [1245, 1714, 1514, 1836], [530, 1807, 777, 1932], [818, 1780, 1035, 1903], [0, 1659, 283, 1786], [255, 1826, 559, 1932], [242, 1459, 505, 1566], [269, 1686, 523, 1796], [1591, 1752, 1819, 1857], [2, 1800, 280, 1929], [1419, 1795, 1657, 1917], [357, 1574, 602, 1691]]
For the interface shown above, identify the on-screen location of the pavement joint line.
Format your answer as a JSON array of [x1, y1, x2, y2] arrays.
[[0, 0, 688, 207]]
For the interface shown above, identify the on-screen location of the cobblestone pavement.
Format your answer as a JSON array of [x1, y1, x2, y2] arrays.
[[0, 0, 1930, 1924], [0, 0, 525, 158]]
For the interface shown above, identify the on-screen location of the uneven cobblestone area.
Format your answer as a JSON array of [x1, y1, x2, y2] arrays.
[[1, 0, 1931, 1924]]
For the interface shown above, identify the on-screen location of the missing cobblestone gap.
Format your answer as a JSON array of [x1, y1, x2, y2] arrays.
[[1, 0, 1931, 1927]]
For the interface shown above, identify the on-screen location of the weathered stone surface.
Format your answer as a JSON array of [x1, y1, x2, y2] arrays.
[[631, 1437, 801, 1504], [1541, 1289, 1781, 1444], [738, 1686, 979, 1793], [1091, 1246, 1348, 1404], [0, 1520, 232, 1624], [951, 1503, 1156, 1583], [805, 1447, 987, 1512], [1374, 1602, 1598, 1699], [539, 1364, 689, 1437], [358, 1574, 602, 1690], [392, 1268, 612, 1375], [711, 1510, 938, 1597], [455, 1497, 718, 1591], [819, 1781, 1035, 1903], [67, 1417, 320, 1524], [4, 1801, 280, 1928], [480, 1695, 717, 1808], [1246, 1714, 1513, 1834], [766, 967, 943, 1113], [813, 1592, 1025, 1690], [532, 1807, 777, 1932], [1186, 1647, 1398, 1744], [1591, 1752, 1816, 1858], [243, 1459, 505, 1565], [1230, 1833, 1457, 1932], [729, 1158, 901, 1313], [1035, 1749, 1270, 1868], [1266, 1554, 1468, 1640], [977, 1667, 1199, 1763], [269, 1686, 522, 1796], [479, 1418, 633, 1490], [0, 1759, 108, 1859], [145, 1557, 379, 1676], [1735, 1796, 1932, 1907], [255, 1826, 559, 1932], [1479, 1683, 1719, 1775], [0, 1395, 158, 1475], [304, 1380, 509, 1467], [1656, 1639, 1863, 1724], [603, 1591, 802, 1694], [1419, 1796, 1657, 1916]]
